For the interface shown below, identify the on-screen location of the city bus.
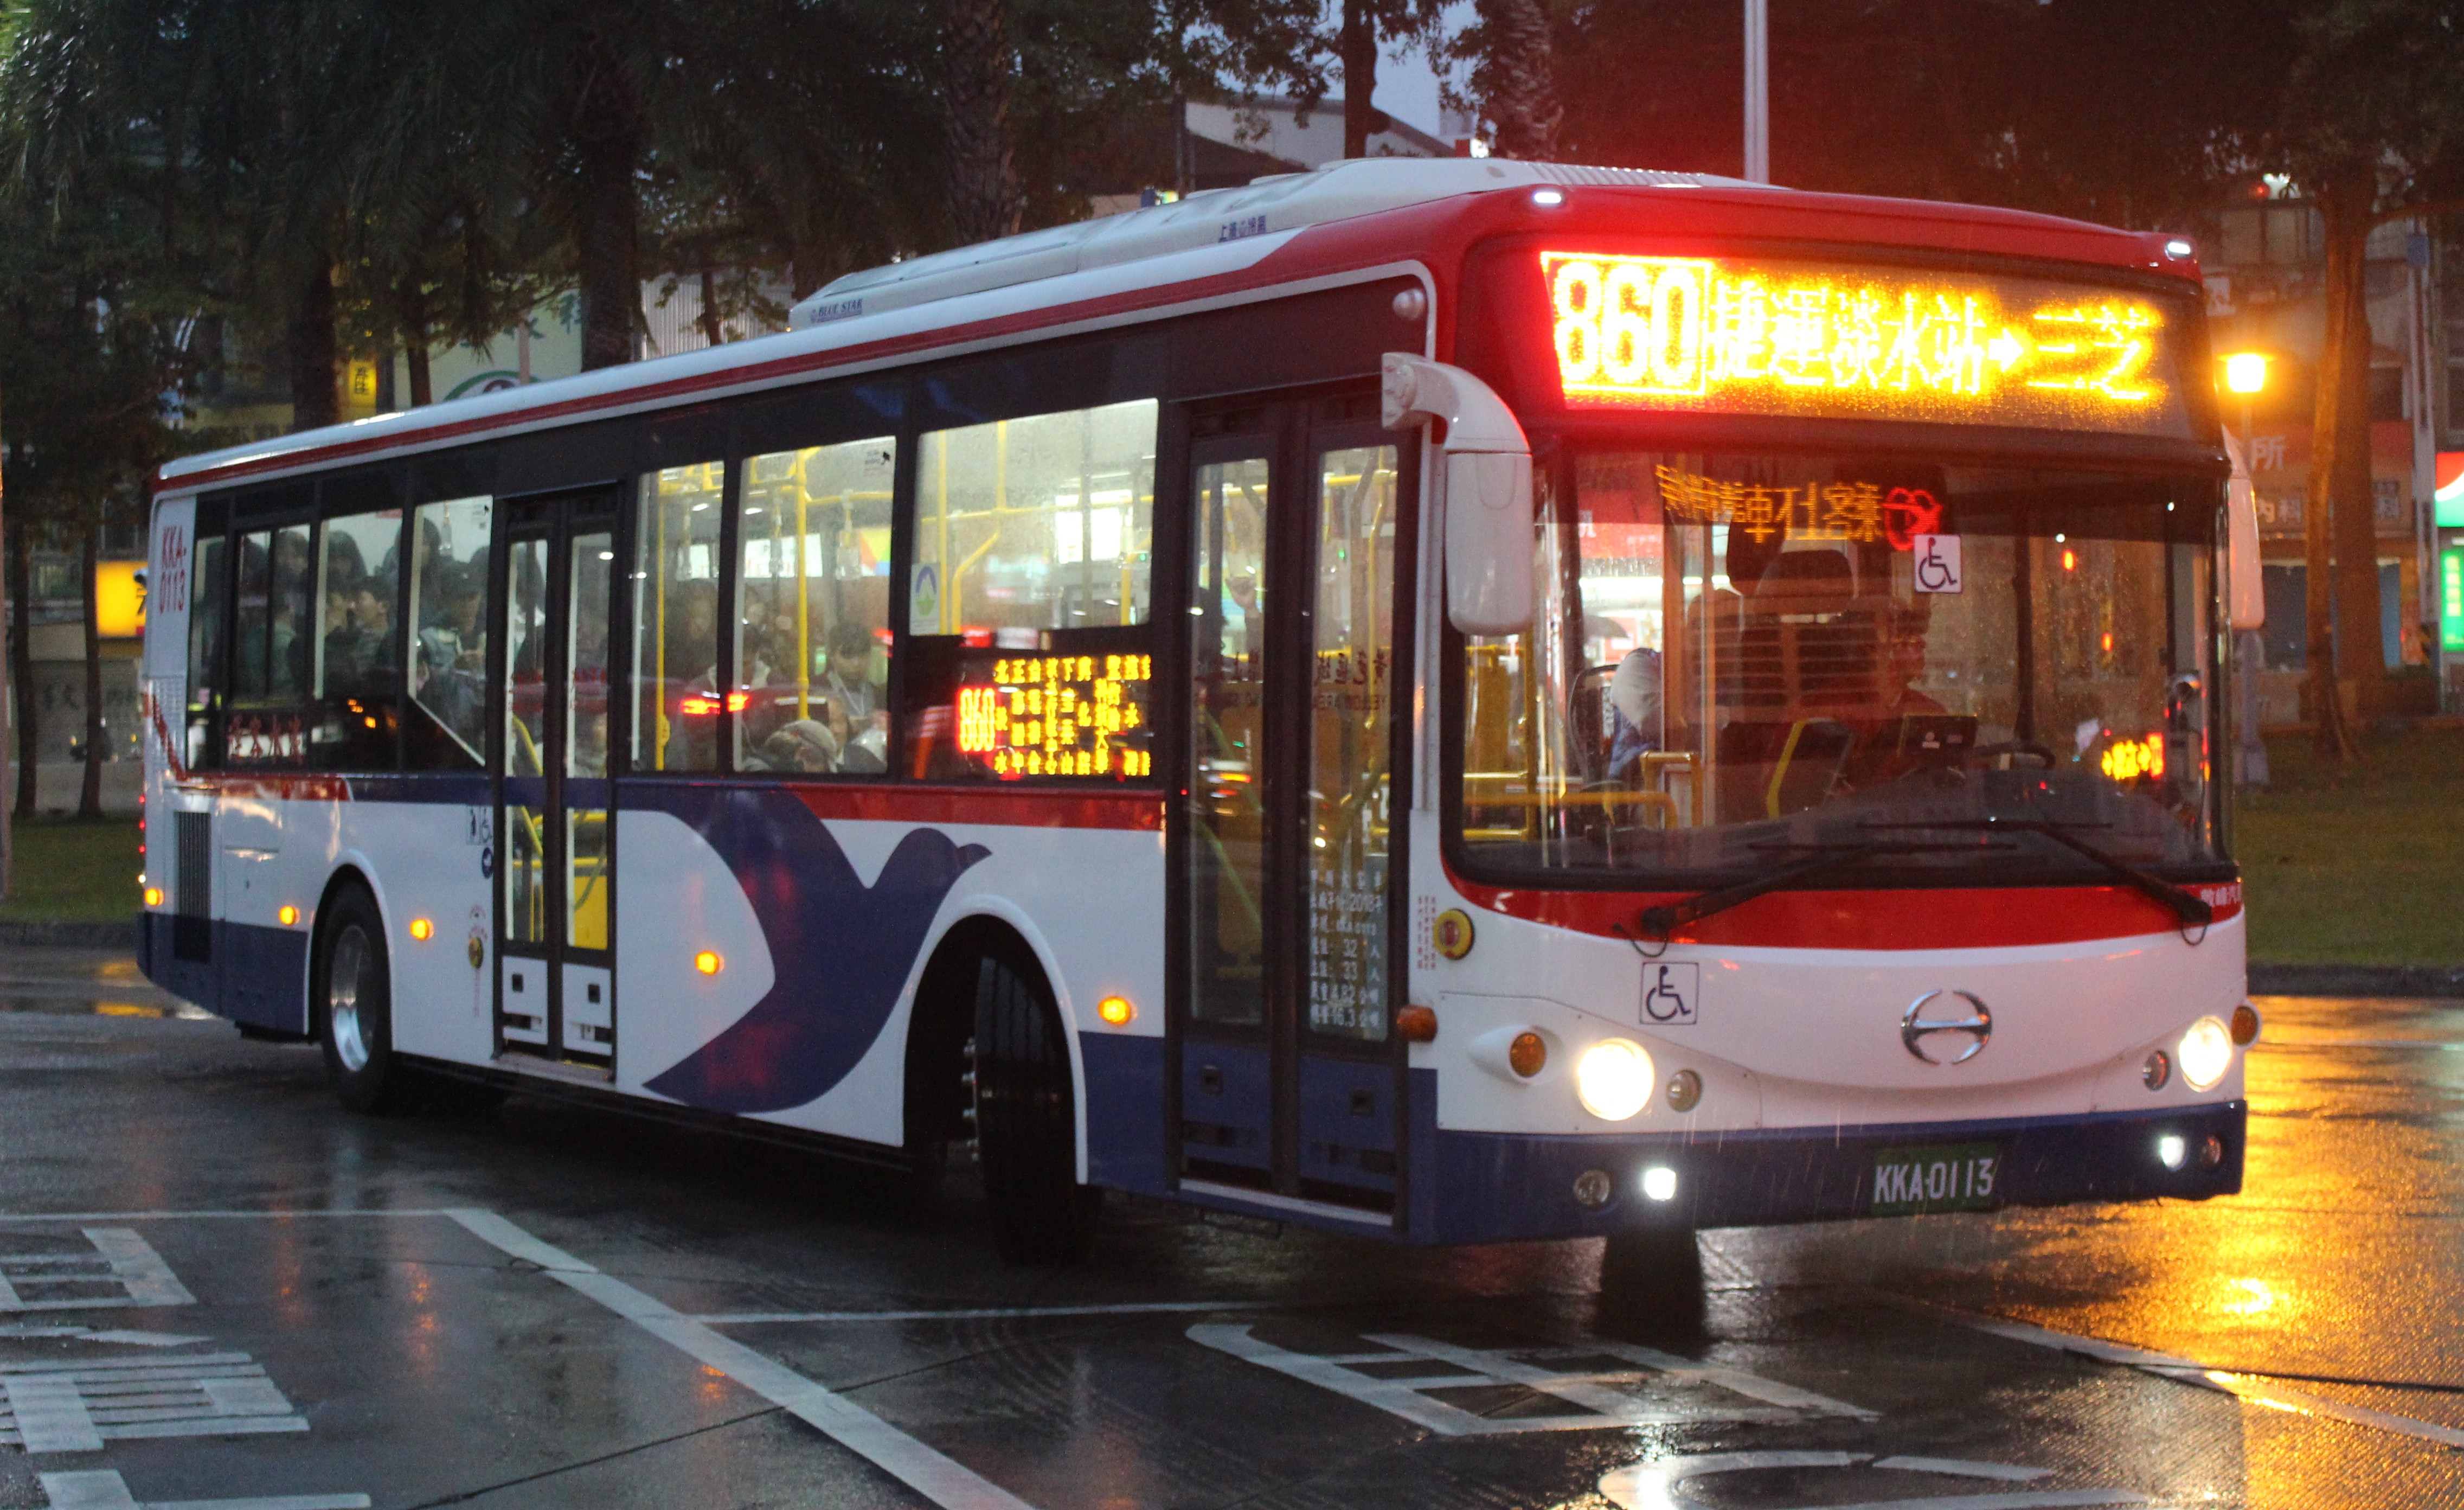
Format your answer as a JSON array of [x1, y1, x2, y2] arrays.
[[138, 157, 2263, 1268]]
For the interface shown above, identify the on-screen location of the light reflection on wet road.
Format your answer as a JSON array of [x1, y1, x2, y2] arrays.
[[2, 959, 2459, 1509]]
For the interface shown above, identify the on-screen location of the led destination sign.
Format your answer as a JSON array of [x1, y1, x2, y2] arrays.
[[953, 654, 1154, 778], [1541, 253, 2193, 437]]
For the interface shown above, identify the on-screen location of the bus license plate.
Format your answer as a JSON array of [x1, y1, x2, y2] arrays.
[[1869, 1143, 2001, 1215]]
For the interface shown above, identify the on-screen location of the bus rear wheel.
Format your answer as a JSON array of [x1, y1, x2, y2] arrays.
[[316, 886, 409, 1115], [972, 948, 1102, 1265]]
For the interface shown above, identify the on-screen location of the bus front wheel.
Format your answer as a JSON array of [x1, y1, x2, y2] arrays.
[[315, 886, 410, 1115], [972, 948, 1102, 1265]]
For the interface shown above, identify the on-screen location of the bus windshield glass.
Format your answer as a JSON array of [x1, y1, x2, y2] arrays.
[[1455, 451, 2224, 885]]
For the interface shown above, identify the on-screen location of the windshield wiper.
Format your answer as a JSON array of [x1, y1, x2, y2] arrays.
[[1632, 840, 2005, 943], [1864, 818, 2214, 929]]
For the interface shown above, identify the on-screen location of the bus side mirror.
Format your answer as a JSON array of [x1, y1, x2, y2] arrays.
[[1382, 353, 1534, 635], [2224, 432, 2265, 631]]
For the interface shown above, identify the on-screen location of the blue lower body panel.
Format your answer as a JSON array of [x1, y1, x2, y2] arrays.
[[139, 913, 308, 1034], [1421, 1100, 2247, 1245]]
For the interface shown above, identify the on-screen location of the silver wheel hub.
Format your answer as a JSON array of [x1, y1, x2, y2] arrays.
[[330, 926, 373, 1073]]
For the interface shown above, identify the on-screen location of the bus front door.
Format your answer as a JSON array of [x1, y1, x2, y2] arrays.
[[1179, 399, 1407, 1220], [494, 488, 620, 1072]]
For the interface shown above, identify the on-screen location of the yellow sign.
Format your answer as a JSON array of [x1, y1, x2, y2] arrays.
[[95, 560, 146, 638], [1653, 465, 1941, 548], [1542, 253, 2189, 436], [345, 359, 379, 412], [956, 654, 1154, 778]]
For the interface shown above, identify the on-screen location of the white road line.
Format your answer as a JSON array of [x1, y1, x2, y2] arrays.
[[441, 1208, 1040, 1510], [40, 1469, 369, 1510], [0, 1211, 447, 1224], [1599, 1451, 2148, 1510], [1909, 1299, 2464, 1451], [695, 1300, 1281, 1325]]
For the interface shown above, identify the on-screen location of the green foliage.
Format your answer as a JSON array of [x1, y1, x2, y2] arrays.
[[0, 817, 137, 922], [2238, 725, 2464, 966]]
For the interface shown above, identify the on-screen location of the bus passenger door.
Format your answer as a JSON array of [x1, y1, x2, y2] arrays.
[[494, 489, 620, 1072], [1178, 399, 1406, 1220]]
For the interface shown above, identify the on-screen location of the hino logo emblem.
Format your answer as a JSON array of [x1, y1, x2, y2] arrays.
[[1902, 990, 1993, 1065]]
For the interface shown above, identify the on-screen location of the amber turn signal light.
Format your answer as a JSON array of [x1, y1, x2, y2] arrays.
[[142, 887, 164, 907], [1396, 1004, 1438, 1042], [2230, 1002, 2261, 1046], [1098, 995, 1134, 1026], [409, 918, 435, 941], [694, 950, 724, 976], [1507, 1031, 1547, 1078], [277, 905, 299, 926]]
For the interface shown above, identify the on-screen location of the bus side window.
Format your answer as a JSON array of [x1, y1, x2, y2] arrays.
[[631, 463, 726, 773], [405, 496, 492, 771], [184, 533, 227, 770], [733, 438, 896, 776], [314, 509, 404, 771], [904, 399, 1160, 781]]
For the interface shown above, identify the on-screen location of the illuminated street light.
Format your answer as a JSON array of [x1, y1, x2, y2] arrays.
[[2224, 352, 2268, 394]]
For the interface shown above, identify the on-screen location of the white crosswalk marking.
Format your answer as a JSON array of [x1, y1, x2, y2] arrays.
[[0, 1231, 195, 1314], [1190, 1325, 1874, 1436], [1, 1352, 307, 1451], [39, 1469, 370, 1510]]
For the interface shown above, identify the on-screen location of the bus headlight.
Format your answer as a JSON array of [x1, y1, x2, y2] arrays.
[[2178, 1016, 2234, 1091], [1575, 1039, 1654, 1122]]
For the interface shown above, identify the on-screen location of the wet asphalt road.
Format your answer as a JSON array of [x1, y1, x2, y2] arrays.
[[3, 948, 2462, 1509]]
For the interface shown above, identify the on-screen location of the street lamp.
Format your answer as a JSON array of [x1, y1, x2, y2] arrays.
[[2224, 351, 2268, 463]]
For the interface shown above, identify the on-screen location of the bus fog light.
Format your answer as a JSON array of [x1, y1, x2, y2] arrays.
[[2142, 1050, 2171, 1091], [1575, 1039, 1653, 1121], [1641, 1166, 1678, 1202], [2198, 1134, 2225, 1171], [2178, 1016, 2233, 1091], [2230, 1002, 2261, 1046], [1665, 1069, 1702, 1112], [2157, 1134, 2186, 1170], [1572, 1169, 1613, 1208]]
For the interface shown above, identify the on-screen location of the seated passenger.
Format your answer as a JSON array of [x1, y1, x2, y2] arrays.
[[1606, 648, 1663, 780], [759, 719, 840, 773]]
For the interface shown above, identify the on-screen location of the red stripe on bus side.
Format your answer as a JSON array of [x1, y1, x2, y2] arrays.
[[1447, 872, 2242, 951], [791, 782, 1165, 831]]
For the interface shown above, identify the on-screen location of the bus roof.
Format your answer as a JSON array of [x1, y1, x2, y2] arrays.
[[160, 158, 2199, 493]]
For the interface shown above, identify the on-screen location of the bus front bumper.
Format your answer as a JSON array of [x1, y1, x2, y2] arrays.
[[1422, 1101, 2245, 1244]]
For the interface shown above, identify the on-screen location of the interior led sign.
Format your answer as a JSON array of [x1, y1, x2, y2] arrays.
[[1541, 253, 2193, 437], [953, 653, 1154, 778]]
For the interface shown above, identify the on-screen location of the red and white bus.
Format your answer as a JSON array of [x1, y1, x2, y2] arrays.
[[139, 158, 2262, 1265]]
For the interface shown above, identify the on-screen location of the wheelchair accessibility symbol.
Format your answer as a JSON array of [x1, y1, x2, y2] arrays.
[[1913, 533, 1962, 594], [1642, 962, 1698, 1025]]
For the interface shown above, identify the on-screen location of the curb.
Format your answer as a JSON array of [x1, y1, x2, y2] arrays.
[[2250, 962, 2464, 999], [0, 918, 138, 950]]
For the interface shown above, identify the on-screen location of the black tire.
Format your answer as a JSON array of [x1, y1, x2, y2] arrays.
[[972, 946, 1102, 1265], [314, 885, 410, 1114]]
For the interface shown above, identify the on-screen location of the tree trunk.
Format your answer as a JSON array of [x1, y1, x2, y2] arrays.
[[574, 41, 644, 372], [397, 271, 433, 407], [2305, 180, 2365, 759], [9, 521, 33, 818], [0, 376, 9, 899], [1342, 1, 1384, 159], [77, 523, 102, 820], [944, 0, 1019, 245], [2326, 203, 2388, 713], [287, 260, 339, 433], [698, 263, 723, 348], [1480, 0, 1562, 161]]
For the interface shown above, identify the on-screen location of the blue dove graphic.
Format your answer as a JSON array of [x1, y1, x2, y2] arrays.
[[639, 786, 989, 1113]]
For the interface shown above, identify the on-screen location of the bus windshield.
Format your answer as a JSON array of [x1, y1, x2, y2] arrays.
[[1454, 450, 2225, 887]]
